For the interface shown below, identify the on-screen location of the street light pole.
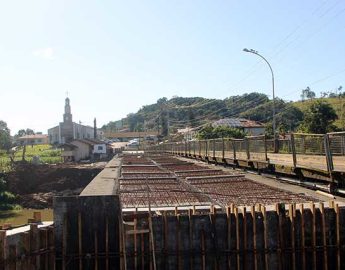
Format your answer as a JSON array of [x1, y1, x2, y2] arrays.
[[243, 48, 277, 151]]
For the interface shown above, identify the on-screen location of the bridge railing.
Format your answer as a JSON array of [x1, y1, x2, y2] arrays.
[[293, 133, 328, 172], [328, 131, 345, 172], [148, 131, 345, 175], [247, 135, 267, 162]]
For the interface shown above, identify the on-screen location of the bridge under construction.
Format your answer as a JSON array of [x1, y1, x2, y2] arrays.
[[1, 146, 345, 269]]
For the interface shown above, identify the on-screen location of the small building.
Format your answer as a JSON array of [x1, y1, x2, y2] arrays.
[[212, 118, 265, 136], [104, 131, 159, 142], [17, 134, 49, 145], [60, 139, 110, 162]]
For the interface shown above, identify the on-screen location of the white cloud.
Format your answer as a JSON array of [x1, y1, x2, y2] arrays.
[[32, 47, 55, 60]]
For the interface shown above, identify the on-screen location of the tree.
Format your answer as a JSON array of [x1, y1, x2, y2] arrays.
[[275, 105, 304, 133], [15, 128, 35, 138], [299, 100, 338, 133], [301, 87, 315, 101], [197, 124, 246, 139], [0, 120, 12, 151]]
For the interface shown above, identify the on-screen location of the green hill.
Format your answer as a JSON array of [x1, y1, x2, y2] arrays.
[[102, 94, 345, 134]]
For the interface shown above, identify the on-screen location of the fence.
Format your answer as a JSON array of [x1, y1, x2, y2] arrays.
[[122, 202, 345, 270], [148, 132, 345, 179], [0, 223, 54, 270]]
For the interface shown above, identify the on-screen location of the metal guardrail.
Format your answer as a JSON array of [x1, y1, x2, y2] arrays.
[[148, 132, 345, 178]]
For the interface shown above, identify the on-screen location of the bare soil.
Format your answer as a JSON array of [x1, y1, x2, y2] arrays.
[[5, 162, 105, 208]]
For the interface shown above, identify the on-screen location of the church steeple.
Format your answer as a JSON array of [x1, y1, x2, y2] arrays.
[[63, 97, 72, 123]]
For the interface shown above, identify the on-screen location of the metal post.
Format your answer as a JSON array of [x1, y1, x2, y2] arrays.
[[213, 139, 216, 159], [243, 48, 277, 152], [324, 134, 334, 176], [245, 138, 250, 160], [264, 135, 268, 162], [290, 133, 297, 169]]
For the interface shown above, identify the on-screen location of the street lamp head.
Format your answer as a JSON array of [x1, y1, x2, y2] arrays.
[[243, 48, 258, 54]]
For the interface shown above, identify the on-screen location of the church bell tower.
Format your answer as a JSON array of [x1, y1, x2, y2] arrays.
[[63, 97, 72, 123]]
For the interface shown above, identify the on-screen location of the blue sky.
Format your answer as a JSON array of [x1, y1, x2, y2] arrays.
[[1, 0, 344, 134]]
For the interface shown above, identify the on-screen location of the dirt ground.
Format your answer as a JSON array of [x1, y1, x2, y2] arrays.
[[5, 162, 105, 208]]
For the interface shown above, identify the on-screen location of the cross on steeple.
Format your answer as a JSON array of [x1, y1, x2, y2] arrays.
[[65, 91, 69, 97]]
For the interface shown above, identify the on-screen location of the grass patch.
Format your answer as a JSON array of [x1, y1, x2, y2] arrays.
[[0, 144, 62, 171]]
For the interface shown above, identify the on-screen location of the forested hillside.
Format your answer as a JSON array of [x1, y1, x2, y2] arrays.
[[102, 93, 345, 135]]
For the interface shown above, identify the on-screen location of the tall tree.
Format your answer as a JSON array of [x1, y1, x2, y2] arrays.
[[299, 100, 338, 133], [0, 120, 12, 151]]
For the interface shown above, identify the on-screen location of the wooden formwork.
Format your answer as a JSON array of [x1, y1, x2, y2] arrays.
[[0, 224, 54, 270], [122, 202, 345, 270]]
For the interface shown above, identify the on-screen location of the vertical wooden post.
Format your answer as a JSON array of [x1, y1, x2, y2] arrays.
[[0, 230, 6, 270], [234, 207, 240, 270], [275, 204, 282, 270], [201, 229, 206, 270], [94, 230, 99, 270], [222, 138, 225, 160], [243, 207, 247, 270], [8, 245, 16, 270], [299, 204, 306, 270], [176, 209, 182, 270], [30, 223, 39, 269], [251, 206, 257, 270], [261, 206, 268, 270], [163, 211, 168, 269], [289, 204, 296, 270], [335, 203, 341, 270], [78, 212, 83, 270], [105, 216, 109, 270], [310, 202, 316, 270], [188, 208, 194, 270], [320, 203, 328, 270], [62, 214, 67, 270], [134, 209, 138, 270], [226, 206, 232, 270]]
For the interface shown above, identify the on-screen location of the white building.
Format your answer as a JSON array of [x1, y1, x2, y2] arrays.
[[48, 98, 97, 144], [212, 118, 265, 136]]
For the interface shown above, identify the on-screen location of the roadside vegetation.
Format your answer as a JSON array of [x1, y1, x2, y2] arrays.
[[0, 144, 62, 172], [102, 88, 345, 137], [0, 176, 20, 210]]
